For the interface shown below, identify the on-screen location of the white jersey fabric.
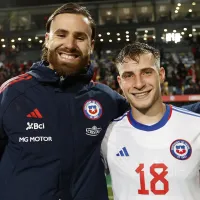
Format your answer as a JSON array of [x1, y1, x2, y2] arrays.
[[101, 104, 200, 200]]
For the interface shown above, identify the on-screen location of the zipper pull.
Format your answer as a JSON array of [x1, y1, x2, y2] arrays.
[[60, 76, 64, 81], [59, 76, 65, 88]]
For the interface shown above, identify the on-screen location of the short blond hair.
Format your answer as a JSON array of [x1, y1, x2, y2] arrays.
[[115, 42, 160, 70]]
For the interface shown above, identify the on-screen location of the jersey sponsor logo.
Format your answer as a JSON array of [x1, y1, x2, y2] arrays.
[[170, 139, 192, 160], [26, 122, 45, 130], [116, 147, 129, 157], [19, 136, 52, 143], [86, 126, 102, 136], [83, 99, 102, 120]]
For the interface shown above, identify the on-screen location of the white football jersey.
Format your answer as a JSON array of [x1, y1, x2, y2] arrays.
[[101, 104, 200, 200]]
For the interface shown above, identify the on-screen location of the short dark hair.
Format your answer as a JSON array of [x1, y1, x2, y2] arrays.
[[115, 42, 160, 69], [42, 3, 96, 61]]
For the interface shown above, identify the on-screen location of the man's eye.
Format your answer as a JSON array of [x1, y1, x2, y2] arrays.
[[57, 34, 65, 38], [123, 74, 133, 79], [77, 37, 84, 40], [144, 70, 152, 75]]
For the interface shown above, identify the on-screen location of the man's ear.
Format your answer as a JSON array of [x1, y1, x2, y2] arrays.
[[45, 33, 49, 48], [117, 75, 122, 90], [90, 39, 95, 54], [159, 67, 165, 84]]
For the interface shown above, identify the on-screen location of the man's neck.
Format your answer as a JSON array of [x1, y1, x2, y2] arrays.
[[48, 64, 54, 70], [131, 101, 166, 125]]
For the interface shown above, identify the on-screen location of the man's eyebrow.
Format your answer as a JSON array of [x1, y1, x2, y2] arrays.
[[53, 29, 68, 34], [53, 29, 88, 37], [121, 71, 134, 76], [121, 68, 153, 75], [141, 67, 154, 71], [122, 71, 134, 74], [74, 31, 88, 38]]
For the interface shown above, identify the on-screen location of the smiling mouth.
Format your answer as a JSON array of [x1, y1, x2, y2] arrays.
[[132, 91, 151, 98], [59, 53, 79, 60]]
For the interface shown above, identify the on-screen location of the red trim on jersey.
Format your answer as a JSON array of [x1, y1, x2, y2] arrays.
[[127, 110, 132, 124], [168, 105, 173, 120], [0, 74, 32, 94]]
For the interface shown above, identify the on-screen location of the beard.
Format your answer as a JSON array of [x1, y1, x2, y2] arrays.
[[47, 48, 90, 76]]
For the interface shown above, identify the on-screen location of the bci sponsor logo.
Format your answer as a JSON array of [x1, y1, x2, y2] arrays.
[[26, 122, 45, 130]]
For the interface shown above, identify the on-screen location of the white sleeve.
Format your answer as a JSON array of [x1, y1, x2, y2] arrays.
[[101, 123, 115, 174]]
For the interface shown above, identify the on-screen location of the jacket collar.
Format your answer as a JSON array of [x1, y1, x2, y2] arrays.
[[28, 61, 94, 87]]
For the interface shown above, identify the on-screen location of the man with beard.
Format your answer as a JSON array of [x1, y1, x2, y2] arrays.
[[0, 3, 129, 200]]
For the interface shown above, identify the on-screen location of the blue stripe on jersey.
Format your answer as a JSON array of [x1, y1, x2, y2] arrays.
[[172, 106, 200, 118], [127, 104, 172, 131], [113, 112, 128, 122], [119, 150, 124, 156], [122, 147, 129, 156]]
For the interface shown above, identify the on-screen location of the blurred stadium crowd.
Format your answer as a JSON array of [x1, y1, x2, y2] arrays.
[[0, 44, 200, 96], [0, 0, 200, 97]]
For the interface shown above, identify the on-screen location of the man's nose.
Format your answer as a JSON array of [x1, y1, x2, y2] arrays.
[[63, 36, 76, 49], [134, 75, 145, 90]]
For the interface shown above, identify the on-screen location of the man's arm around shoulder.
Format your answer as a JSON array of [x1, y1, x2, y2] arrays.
[[112, 91, 130, 117], [182, 102, 200, 114]]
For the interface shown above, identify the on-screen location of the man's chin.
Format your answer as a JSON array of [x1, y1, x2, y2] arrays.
[[54, 63, 83, 76], [48, 56, 89, 76], [58, 60, 78, 67], [131, 100, 152, 112]]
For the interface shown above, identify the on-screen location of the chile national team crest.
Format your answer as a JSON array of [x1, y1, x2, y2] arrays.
[[170, 139, 192, 160], [83, 100, 103, 120]]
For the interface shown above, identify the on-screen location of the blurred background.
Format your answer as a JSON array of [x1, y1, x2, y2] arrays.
[[0, 0, 200, 100], [0, 0, 200, 199], [0, 0, 200, 103]]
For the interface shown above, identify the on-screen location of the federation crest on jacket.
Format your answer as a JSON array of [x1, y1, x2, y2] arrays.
[[83, 99, 102, 120]]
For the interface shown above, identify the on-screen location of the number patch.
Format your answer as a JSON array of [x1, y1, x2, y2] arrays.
[[135, 163, 169, 195]]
